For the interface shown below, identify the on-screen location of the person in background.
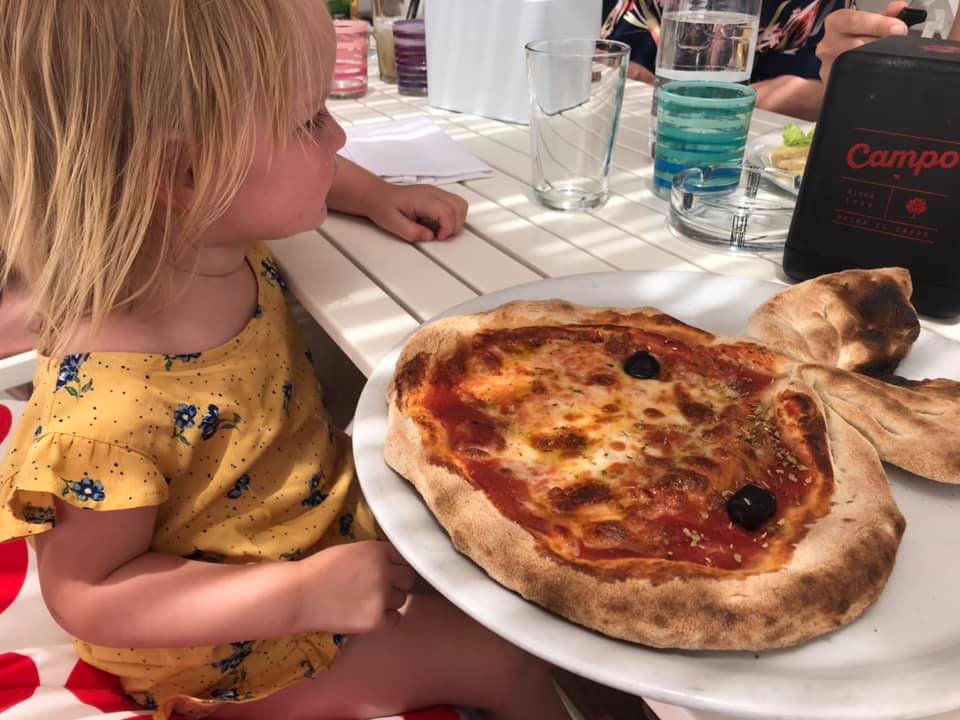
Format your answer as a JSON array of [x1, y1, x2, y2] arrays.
[[818, 0, 960, 83], [601, 0, 910, 119]]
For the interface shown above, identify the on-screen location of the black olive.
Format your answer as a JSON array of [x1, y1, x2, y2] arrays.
[[726, 484, 777, 531], [624, 351, 660, 379]]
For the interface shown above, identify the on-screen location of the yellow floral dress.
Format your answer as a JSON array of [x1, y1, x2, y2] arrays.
[[0, 243, 379, 719]]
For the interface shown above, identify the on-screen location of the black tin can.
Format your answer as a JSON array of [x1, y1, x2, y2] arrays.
[[783, 35, 960, 317]]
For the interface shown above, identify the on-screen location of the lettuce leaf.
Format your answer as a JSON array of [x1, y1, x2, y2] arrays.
[[782, 123, 814, 147]]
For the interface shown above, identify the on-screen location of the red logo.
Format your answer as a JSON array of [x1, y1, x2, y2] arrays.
[[923, 45, 960, 55], [906, 197, 929, 219], [846, 142, 960, 177]]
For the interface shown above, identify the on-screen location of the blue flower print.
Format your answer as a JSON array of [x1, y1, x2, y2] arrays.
[[209, 670, 252, 702], [339, 513, 354, 537], [282, 382, 293, 414], [199, 404, 241, 441], [61, 474, 106, 503], [212, 641, 253, 673], [33, 425, 42, 440], [55, 353, 93, 399], [211, 688, 242, 702], [260, 258, 287, 290], [253, 304, 263, 319], [302, 473, 328, 508], [172, 403, 198, 445], [23, 504, 56, 525], [302, 489, 328, 508], [280, 549, 304, 561], [163, 353, 202, 371], [226, 474, 251, 500], [333, 634, 345, 647], [300, 659, 316, 678], [129, 692, 158, 710]]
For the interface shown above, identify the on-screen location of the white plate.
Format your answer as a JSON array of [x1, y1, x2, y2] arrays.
[[352, 272, 960, 720], [747, 124, 814, 195]]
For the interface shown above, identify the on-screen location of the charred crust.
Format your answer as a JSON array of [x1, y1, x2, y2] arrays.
[[394, 352, 429, 405], [831, 276, 920, 375], [782, 391, 833, 480], [648, 313, 716, 342]]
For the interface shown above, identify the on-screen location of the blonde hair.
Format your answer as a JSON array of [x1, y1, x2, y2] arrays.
[[0, 0, 331, 353]]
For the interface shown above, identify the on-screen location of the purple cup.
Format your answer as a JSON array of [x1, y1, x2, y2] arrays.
[[393, 19, 427, 96]]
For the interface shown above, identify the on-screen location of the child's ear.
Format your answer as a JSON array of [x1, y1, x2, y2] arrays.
[[156, 151, 194, 209]]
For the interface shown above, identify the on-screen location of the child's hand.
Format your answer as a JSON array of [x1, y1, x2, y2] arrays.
[[303, 540, 417, 634], [366, 184, 468, 243]]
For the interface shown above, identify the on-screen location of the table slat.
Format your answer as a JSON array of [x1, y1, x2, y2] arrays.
[[268, 231, 418, 375], [413, 226, 544, 293], [446, 184, 616, 277], [464, 174, 700, 273], [319, 214, 477, 321]]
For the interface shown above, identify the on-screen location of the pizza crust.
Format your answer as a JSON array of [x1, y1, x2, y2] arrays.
[[801, 365, 960, 484], [385, 300, 906, 650], [746, 268, 920, 375]]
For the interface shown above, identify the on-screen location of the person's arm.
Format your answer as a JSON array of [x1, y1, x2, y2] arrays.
[[325, 156, 387, 218], [950, 8, 960, 40], [35, 499, 415, 648], [326, 157, 467, 243], [752, 76, 825, 120], [627, 61, 655, 84]]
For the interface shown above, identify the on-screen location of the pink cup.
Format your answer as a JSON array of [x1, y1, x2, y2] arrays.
[[332, 20, 368, 99]]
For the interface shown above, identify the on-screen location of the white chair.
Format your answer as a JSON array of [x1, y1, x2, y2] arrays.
[[0, 350, 37, 396]]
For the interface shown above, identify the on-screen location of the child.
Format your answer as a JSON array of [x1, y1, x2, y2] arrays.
[[0, 2, 574, 719]]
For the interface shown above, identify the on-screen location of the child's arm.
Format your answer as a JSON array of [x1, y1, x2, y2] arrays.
[[326, 157, 468, 243], [35, 499, 416, 648]]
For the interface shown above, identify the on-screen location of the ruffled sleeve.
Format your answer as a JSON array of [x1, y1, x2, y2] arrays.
[[0, 433, 168, 543]]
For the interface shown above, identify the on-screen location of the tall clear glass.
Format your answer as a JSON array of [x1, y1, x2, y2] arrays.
[[649, 0, 762, 155], [373, 0, 413, 83], [525, 39, 630, 211]]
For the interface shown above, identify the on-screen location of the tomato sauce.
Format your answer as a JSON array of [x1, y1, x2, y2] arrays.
[[420, 324, 833, 575]]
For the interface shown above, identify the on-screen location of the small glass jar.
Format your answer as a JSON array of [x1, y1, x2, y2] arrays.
[[331, 20, 368, 99], [393, 19, 427, 96], [373, 16, 398, 82]]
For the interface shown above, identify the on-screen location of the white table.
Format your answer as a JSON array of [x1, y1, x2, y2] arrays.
[[269, 76, 960, 720]]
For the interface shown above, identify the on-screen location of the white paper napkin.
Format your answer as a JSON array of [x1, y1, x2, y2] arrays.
[[338, 116, 493, 186]]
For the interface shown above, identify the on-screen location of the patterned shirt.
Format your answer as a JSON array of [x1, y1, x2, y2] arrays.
[[0, 242, 379, 717], [602, 0, 854, 81]]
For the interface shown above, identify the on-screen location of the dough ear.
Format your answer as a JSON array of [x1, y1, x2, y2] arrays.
[[800, 364, 960, 484], [747, 268, 920, 375]]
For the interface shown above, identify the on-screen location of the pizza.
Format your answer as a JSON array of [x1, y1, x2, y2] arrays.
[[384, 268, 960, 650]]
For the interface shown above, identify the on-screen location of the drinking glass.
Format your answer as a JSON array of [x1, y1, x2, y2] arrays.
[[653, 80, 756, 196], [331, 20, 368, 99], [525, 39, 630, 211], [649, 0, 761, 154], [373, 0, 412, 83], [394, 19, 427, 96]]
